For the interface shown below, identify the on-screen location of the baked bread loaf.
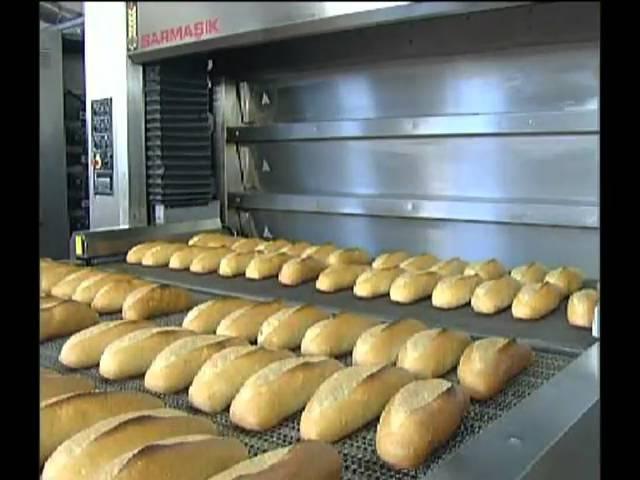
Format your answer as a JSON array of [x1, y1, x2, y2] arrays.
[[376, 379, 469, 468], [246, 252, 292, 280], [372, 251, 411, 270], [397, 328, 471, 378], [91, 279, 151, 314], [511, 282, 562, 320], [327, 247, 370, 266], [510, 262, 548, 285], [255, 239, 290, 254], [400, 254, 439, 273], [471, 275, 522, 314], [463, 258, 507, 281], [125, 242, 165, 264], [279, 257, 326, 286], [168, 247, 211, 270], [72, 273, 134, 304], [218, 252, 257, 277], [41, 409, 217, 480], [389, 270, 441, 304], [232, 238, 266, 253], [39, 391, 163, 466], [300, 365, 413, 442], [315, 264, 369, 293], [40, 373, 94, 403], [40, 298, 99, 342], [301, 312, 380, 357], [189, 345, 294, 413], [59, 320, 155, 368], [51, 269, 103, 299], [352, 318, 427, 366], [141, 243, 187, 267], [216, 300, 286, 341], [257, 304, 329, 350], [567, 288, 599, 328], [428, 257, 468, 277], [353, 267, 403, 298], [144, 335, 248, 394], [230, 356, 343, 431], [207, 441, 342, 480], [41, 263, 82, 295], [189, 247, 233, 273], [99, 327, 195, 379], [457, 337, 534, 400], [188, 232, 235, 248], [183, 297, 257, 333], [122, 284, 193, 320], [283, 241, 312, 257], [301, 244, 338, 263], [431, 274, 483, 309], [98, 434, 248, 480], [544, 266, 584, 297]]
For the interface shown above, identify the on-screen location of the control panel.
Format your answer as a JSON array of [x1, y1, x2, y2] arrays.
[[91, 98, 114, 195]]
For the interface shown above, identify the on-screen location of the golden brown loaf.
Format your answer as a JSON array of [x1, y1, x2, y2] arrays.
[[352, 318, 427, 366], [255, 239, 291, 254], [300, 365, 413, 442], [300, 243, 338, 263], [510, 262, 548, 285], [511, 282, 563, 320], [471, 275, 522, 315], [372, 251, 411, 270], [72, 273, 134, 304], [353, 267, 403, 298], [40, 373, 95, 403], [216, 300, 286, 342], [315, 264, 369, 293], [141, 243, 187, 267], [428, 257, 468, 277], [189, 345, 294, 413], [59, 320, 155, 368], [125, 242, 165, 264], [230, 356, 343, 431], [376, 379, 469, 469], [41, 409, 218, 480], [463, 258, 507, 281], [300, 312, 380, 357], [232, 237, 266, 253], [168, 247, 211, 270], [389, 270, 441, 304], [41, 263, 83, 295], [283, 241, 313, 257], [544, 266, 584, 297], [327, 247, 370, 266], [91, 279, 151, 314], [400, 254, 439, 273], [245, 252, 292, 280], [218, 251, 257, 277], [257, 304, 329, 350], [144, 335, 248, 394], [39, 391, 163, 467], [431, 274, 483, 309], [567, 288, 599, 328], [188, 232, 235, 248], [278, 256, 326, 286], [122, 284, 193, 320], [40, 298, 99, 342], [189, 247, 233, 273], [397, 328, 471, 378], [99, 327, 195, 379], [51, 269, 103, 300], [457, 337, 534, 400], [207, 441, 342, 480], [182, 297, 257, 333]]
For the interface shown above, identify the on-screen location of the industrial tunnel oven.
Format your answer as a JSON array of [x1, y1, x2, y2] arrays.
[[57, 2, 600, 479]]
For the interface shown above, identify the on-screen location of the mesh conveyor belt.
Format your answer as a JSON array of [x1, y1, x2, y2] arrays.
[[40, 291, 575, 480]]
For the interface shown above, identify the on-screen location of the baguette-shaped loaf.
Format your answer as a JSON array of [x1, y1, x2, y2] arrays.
[[457, 337, 534, 400], [352, 319, 427, 366], [122, 284, 193, 320], [400, 254, 439, 273], [72, 273, 134, 304], [463, 258, 507, 281], [40, 373, 95, 403], [41, 263, 82, 295], [98, 434, 248, 480], [353, 267, 403, 298], [183, 297, 257, 333], [141, 243, 187, 267], [471, 275, 522, 315], [510, 262, 548, 285], [257, 304, 329, 350], [99, 327, 195, 379], [428, 257, 468, 277], [40, 299, 99, 342], [255, 239, 291, 254], [376, 379, 469, 469], [300, 365, 413, 442], [39, 391, 164, 467], [144, 335, 248, 394], [42, 409, 217, 480], [567, 288, 599, 328], [389, 270, 441, 304], [208, 441, 342, 480], [283, 241, 312, 257], [59, 320, 155, 368], [232, 238, 266, 253], [301, 244, 338, 263], [188, 232, 234, 248], [511, 282, 563, 320], [327, 247, 370, 266], [126, 242, 165, 264], [91, 280, 151, 314], [315, 264, 369, 293], [230, 357, 343, 431], [219, 252, 257, 277], [168, 247, 211, 270], [51, 269, 103, 299], [189, 345, 294, 413], [397, 329, 471, 378], [301, 312, 380, 357], [372, 251, 411, 270], [189, 247, 233, 273], [216, 300, 286, 341], [544, 266, 584, 297], [246, 252, 292, 280], [431, 274, 483, 309], [279, 257, 326, 286]]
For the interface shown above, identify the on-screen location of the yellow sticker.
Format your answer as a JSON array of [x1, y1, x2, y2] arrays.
[[75, 235, 84, 256]]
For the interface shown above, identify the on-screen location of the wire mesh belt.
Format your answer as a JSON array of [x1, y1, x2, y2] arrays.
[[40, 300, 575, 480]]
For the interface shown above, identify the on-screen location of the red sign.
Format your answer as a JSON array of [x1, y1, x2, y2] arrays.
[[141, 18, 220, 48]]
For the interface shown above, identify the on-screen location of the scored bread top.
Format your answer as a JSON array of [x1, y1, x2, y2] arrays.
[[514, 282, 560, 302], [400, 254, 439, 271], [257, 305, 307, 340], [199, 345, 262, 376], [247, 357, 331, 387], [511, 262, 548, 283], [390, 378, 453, 417], [305, 365, 384, 412], [103, 327, 190, 355], [217, 301, 285, 331], [372, 251, 411, 269], [429, 257, 467, 276], [61, 320, 152, 348], [356, 318, 426, 350], [41, 297, 67, 309], [463, 259, 506, 279], [208, 446, 292, 480], [465, 337, 513, 364], [401, 328, 445, 356], [149, 335, 238, 369]]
